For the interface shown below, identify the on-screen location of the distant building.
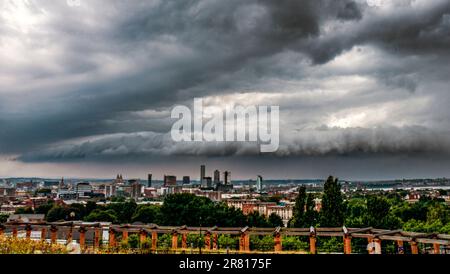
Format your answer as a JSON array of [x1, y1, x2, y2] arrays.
[[204, 177, 212, 188], [214, 170, 220, 185], [183, 176, 190, 185], [256, 175, 263, 192], [224, 171, 231, 185], [147, 174, 152, 187], [76, 182, 92, 197], [200, 165, 206, 187], [130, 181, 142, 200], [7, 214, 45, 223], [164, 175, 177, 187]]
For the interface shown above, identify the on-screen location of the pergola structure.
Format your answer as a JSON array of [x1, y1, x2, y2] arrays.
[[1, 222, 449, 254]]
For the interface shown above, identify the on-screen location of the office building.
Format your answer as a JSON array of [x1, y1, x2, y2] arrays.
[[214, 170, 220, 185], [147, 174, 152, 187], [200, 165, 206, 186], [164, 175, 177, 187], [256, 175, 263, 192], [183, 176, 190, 185]]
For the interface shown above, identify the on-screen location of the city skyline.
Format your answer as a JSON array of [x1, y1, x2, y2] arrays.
[[1, 1, 450, 180]]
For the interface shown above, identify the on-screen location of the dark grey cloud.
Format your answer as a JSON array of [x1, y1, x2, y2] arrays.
[[1, 0, 450, 179]]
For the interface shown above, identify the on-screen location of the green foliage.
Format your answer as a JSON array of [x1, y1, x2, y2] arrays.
[[131, 205, 160, 224], [34, 201, 54, 215], [292, 186, 306, 227], [127, 234, 139, 249], [281, 236, 309, 251], [317, 237, 344, 253], [15, 207, 34, 214], [45, 206, 67, 222], [246, 212, 270, 227], [320, 176, 344, 227], [250, 235, 274, 251], [84, 209, 118, 223], [217, 234, 238, 249], [268, 213, 283, 227], [0, 214, 8, 223]]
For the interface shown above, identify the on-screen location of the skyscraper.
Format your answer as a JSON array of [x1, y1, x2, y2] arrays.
[[147, 174, 152, 187], [200, 164, 206, 186], [256, 175, 263, 192], [224, 171, 231, 185], [213, 170, 220, 185], [183, 176, 190, 185]]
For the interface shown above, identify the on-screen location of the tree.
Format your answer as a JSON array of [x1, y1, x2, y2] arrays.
[[46, 206, 68, 222], [15, 207, 34, 214], [304, 193, 318, 226], [0, 214, 8, 223], [292, 186, 307, 227], [35, 201, 55, 215], [268, 213, 283, 227], [132, 205, 160, 224], [320, 176, 344, 227], [84, 209, 118, 223], [246, 212, 270, 227]]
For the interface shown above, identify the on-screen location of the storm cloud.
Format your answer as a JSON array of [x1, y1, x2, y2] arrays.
[[1, 0, 450, 179]]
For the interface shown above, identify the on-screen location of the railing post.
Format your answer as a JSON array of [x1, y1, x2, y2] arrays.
[[244, 233, 250, 252], [172, 232, 178, 251], [151, 231, 158, 251], [309, 227, 317, 254], [213, 234, 218, 250], [397, 240, 404, 254], [204, 232, 211, 251], [274, 233, 282, 252], [109, 228, 116, 248], [79, 227, 86, 251], [433, 243, 440, 254], [182, 233, 187, 249], [239, 233, 245, 252], [411, 240, 419, 254], [374, 238, 382, 254], [140, 230, 147, 248], [0, 225, 4, 237], [344, 235, 352, 254]]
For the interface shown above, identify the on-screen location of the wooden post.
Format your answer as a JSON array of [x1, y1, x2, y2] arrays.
[[239, 233, 245, 252], [122, 230, 128, 244], [244, 233, 250, 252], [12, 226, 18, 238], [25, 225, 32, 240], [274, 233, 282, 252], [433, 243, 440, 254], [182, 233, 187, 249], [397, 240, 404, 254], [213, 234, 218, 250], [109, 228, 116, 248], [205, 232, 211, 251], [41, 227, 47, 241], [140, 230, 147, 248], [151, 231, 158, 251], [172, 232, 178, 250], [79, 227, 86, 250], [309, 235, 317, 254], [411, 240, 419, 254], [50, 226, 57, 244], [344, 235, 352, 254], [0, 226, 4, 237], [94, 228, 101, 249]]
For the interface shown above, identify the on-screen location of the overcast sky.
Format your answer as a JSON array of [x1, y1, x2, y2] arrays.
[[1, 0, 450, 180]]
